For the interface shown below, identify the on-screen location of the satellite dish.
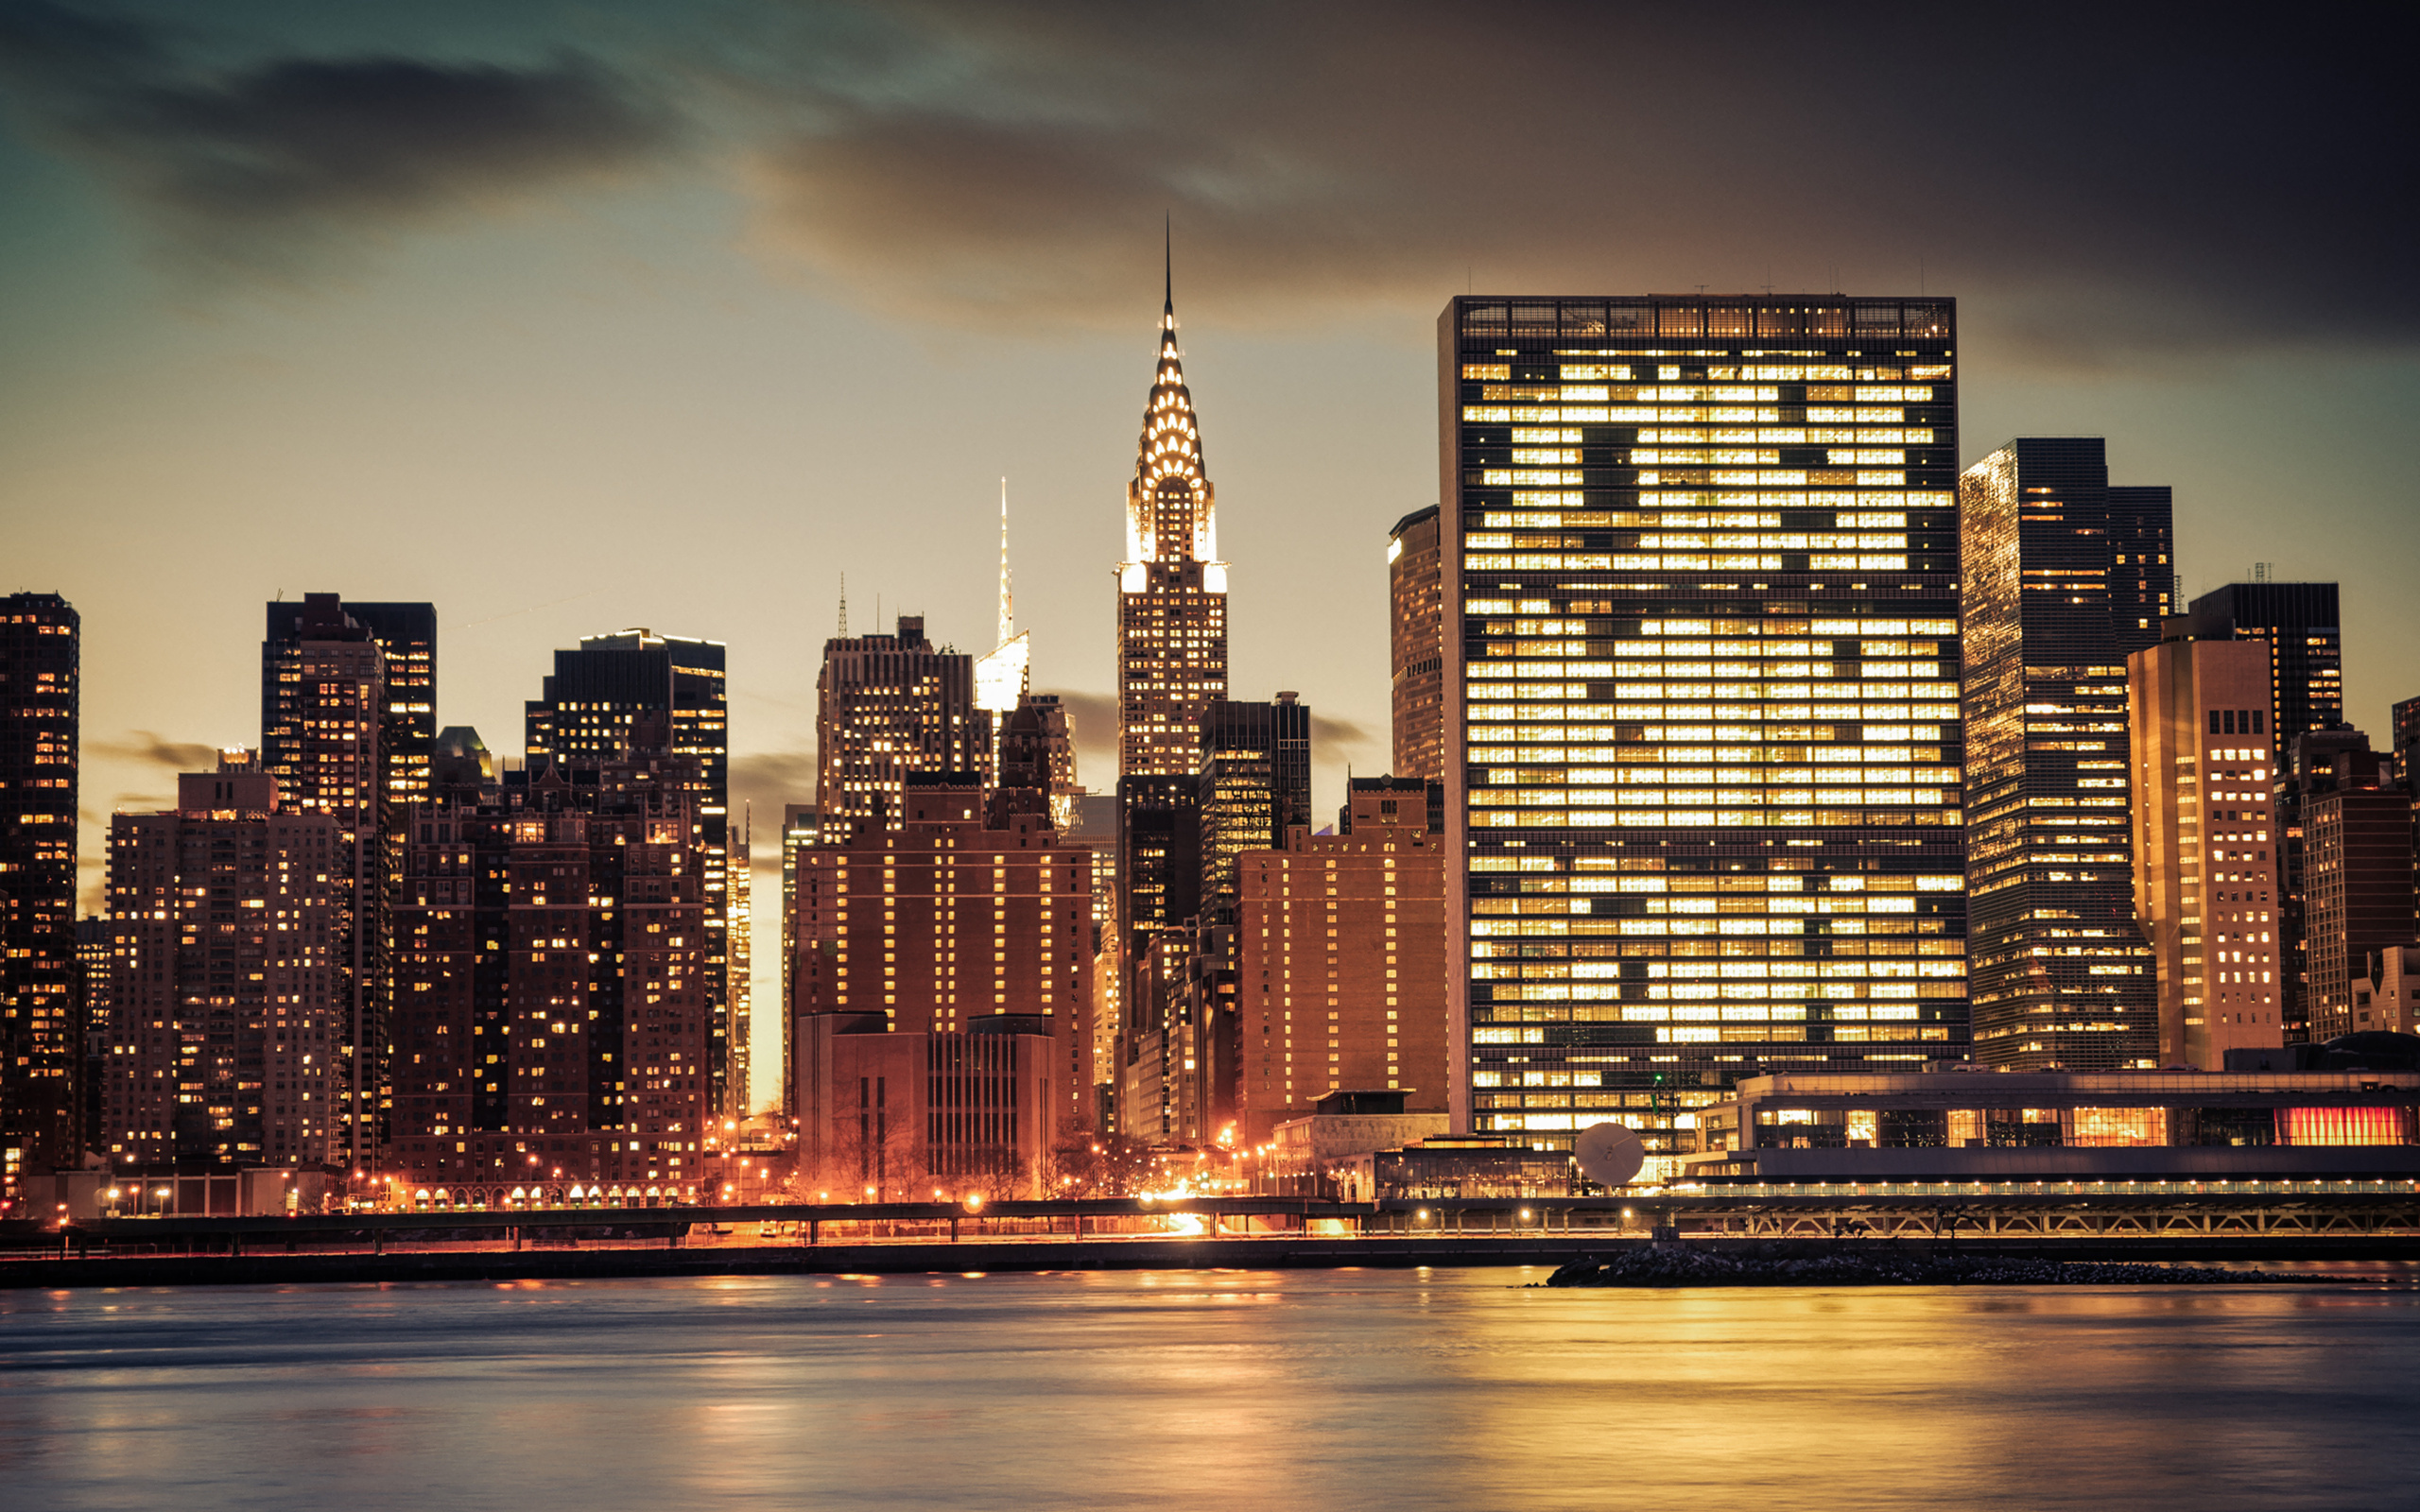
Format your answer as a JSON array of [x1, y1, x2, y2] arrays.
[[1573, 1122, 1646, 1188]]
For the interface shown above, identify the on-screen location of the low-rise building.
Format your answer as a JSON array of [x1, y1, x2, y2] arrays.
[[1687, 1050, 2420, 1184], [792, 1011, 1057, 1198]]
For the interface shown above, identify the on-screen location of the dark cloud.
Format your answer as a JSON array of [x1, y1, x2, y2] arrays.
[[86, 730, 219, 772], [727, 749, 818, 823], [0, 0, 678, 274], [1310, 713, 1375, 752], [731, 1, 2416, 367], [1038, 689, 1118, 773]]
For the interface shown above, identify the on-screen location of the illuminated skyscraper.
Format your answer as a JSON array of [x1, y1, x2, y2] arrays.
[[259, 597, 389, 1171], [1390, 506, 1446, 782], [527, 629, 732, 1115], [1959, 439, 2168, 1070], [2299, 743, 2413, 1040], [1440, 296, 1969, 1165], [815, 614, 986, 832], [2128, 627, 2285, 1067], [1117, 270, 1229, 779], [1, 592, 81, 1202]]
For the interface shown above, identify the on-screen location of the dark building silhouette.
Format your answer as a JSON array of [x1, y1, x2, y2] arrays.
[[1, 593, 81, 1204], [1959, 439, 2169, 1070]]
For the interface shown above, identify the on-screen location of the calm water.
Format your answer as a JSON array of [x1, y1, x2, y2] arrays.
[[3, 1267, 2416, 1510]]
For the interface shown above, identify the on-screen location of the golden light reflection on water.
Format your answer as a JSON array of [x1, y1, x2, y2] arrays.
[[1, 1271, 2414, 1510]]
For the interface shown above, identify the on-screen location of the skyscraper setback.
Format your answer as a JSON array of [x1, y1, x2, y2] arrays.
[[1440, 296, 1970, 1162], [1959, 439, 2168, 1070]]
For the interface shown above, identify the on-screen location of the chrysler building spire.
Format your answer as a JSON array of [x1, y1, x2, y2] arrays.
[[1115, 246, 1229, 780]]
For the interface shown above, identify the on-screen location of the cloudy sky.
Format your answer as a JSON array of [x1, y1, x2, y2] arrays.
[[5, 1, 2411, 1108]]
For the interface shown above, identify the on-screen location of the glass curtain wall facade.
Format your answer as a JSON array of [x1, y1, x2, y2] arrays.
[[1960, 439, 2169, 1070], [1440, 296, 1969, 1163]]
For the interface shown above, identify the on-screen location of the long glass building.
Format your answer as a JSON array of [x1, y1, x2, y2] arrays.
[[1438, 296, 1968, 1168], [1959, 438, 2169, 1070]]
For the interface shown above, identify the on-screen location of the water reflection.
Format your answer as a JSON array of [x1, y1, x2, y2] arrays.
[[1, 1271, 2413, 1510]]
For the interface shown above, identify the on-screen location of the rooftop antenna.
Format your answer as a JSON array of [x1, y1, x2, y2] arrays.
[[997, 477, 1015, 648], [838, 573, 848, 638]]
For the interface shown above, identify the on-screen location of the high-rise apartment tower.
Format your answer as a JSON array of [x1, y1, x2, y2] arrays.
[[1440, 296, 1970, 1163], [1, 593, 80, 1202]]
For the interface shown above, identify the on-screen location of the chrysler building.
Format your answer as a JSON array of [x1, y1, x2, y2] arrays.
[[1116, 263, 1229, 777]]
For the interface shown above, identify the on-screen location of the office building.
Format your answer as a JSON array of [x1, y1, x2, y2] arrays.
[[2301, 745, 2414, 1040], [1391, 506, 1446, 782], [2394, 696, 2420, 780], [1439, 295, 1969, 1160], [793, 1011, 1058, 1198], [257, 596, 388, 1171], [387, 744, 717, 1199], [2185, 582, 2342, 754], [788, 775, 1093, 1126], [2128, 625, 2285, 1068], [526, 628, 733, 1127], [1, 593, 81, 1203], [1958, 439, 2168, 1070], [815, 614, 986, 831], [1118, 273, 1230, 781], [103, 754, 343, 1170], [1198, 695, 1312, 919], [1236, 779, 1448, 1145]]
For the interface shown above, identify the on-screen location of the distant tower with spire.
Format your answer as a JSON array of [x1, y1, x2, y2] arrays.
[[1116, 232, 1229, 778], [975, 478, 1031, 723]]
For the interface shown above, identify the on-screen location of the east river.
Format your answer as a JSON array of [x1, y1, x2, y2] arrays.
[[3, 1267, 2416, 1509]]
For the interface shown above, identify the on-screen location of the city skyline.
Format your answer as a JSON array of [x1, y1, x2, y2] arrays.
[[3, 6, 2414, 1122]]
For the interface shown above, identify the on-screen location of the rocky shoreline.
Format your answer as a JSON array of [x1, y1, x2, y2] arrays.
[[1544, 1246, 2394, 1288]]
